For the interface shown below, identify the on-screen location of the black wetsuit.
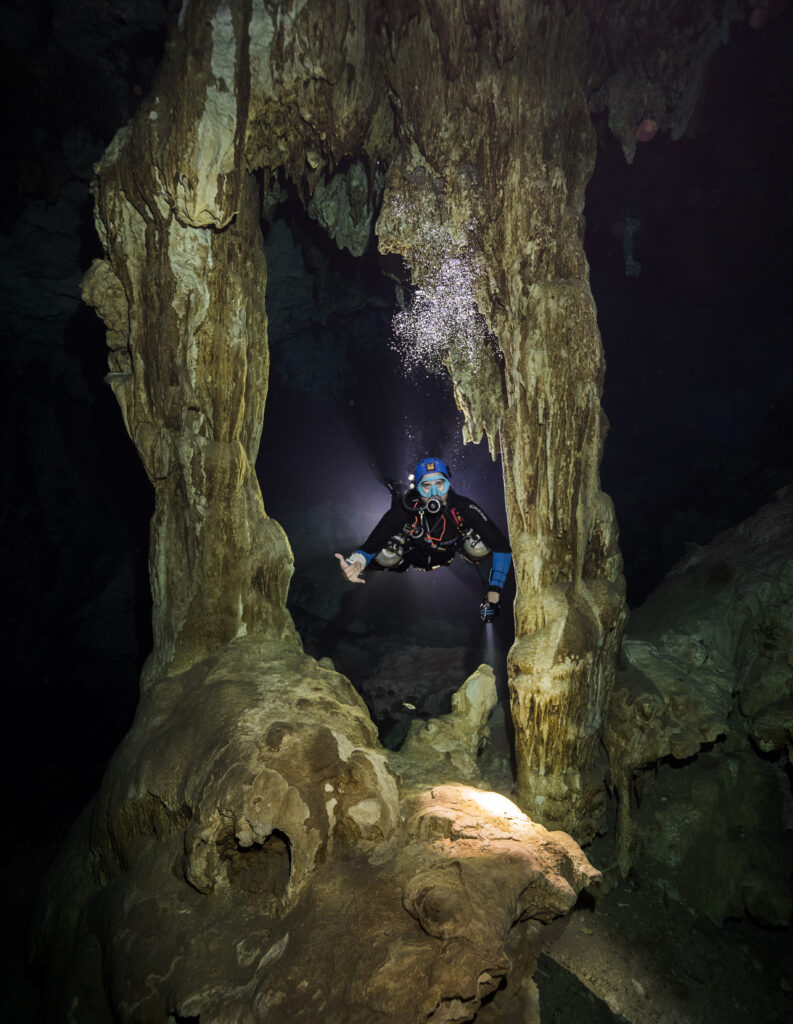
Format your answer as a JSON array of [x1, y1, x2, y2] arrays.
[[356, 489, 511, 572]]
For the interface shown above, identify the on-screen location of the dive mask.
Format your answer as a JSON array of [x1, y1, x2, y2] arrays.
[[418, 473, 450, 499]]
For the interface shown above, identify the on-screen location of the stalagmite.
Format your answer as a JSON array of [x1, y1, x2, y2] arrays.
[[372, 5, 627, 839]]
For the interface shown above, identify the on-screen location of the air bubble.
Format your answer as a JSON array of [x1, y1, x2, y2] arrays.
[[389, 211, 488, 377]]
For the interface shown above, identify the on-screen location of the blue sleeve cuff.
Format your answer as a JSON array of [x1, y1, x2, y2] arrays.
[[488, 552, 512, 589], [354, 550, 376, 566]]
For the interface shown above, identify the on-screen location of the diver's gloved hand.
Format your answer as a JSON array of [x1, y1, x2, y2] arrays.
[[480, 598, 500, 623], [335, 553, 366, 584]]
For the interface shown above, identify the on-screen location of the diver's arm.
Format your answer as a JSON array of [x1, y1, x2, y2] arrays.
[[456, 496, 512, 603], [359, 504, 411, 553], [335, 506, 407, 582], [488, 551, 513, 600], [483, 549, 510, 612]]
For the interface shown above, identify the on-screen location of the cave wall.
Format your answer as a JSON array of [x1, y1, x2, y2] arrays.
[[605, 487, 793, 924]]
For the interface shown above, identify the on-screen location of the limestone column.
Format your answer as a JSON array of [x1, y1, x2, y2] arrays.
[[375, 0, 627, 840], [82, 0, 298, 685]]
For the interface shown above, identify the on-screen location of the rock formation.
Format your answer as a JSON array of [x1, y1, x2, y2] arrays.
[[390, 663, 499, 785], [32, 639, 599, 1022], [76, 0, 752, 838], [32, 0, 775, 1018], [605, 487, 793, 924]]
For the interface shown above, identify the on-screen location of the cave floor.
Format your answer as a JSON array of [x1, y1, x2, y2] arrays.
[[8, 825, 793, 1023], [538, 854, 793, 1024], [5, 700, 792, 1024]]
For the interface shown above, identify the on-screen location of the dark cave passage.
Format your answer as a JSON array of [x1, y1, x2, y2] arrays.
[[585, 10, 793, 607], [255, 192, 515, 740]]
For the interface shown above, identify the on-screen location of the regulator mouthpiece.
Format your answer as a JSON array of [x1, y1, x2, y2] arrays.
[[425, 496, 442, 514]]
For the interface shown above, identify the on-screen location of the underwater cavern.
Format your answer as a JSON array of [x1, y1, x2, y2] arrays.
[[2, 0, 792, 1021]]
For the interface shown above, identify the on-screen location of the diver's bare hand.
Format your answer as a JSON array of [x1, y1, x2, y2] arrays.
[[335, 553, 366, 583]]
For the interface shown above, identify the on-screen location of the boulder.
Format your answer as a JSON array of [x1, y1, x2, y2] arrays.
[[391, 663, 498, 784], [605, 488, 793, 921], [32, 638, 599, 1023]]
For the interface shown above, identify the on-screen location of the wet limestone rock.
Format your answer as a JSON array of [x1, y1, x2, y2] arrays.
[[605, 487, 793, 921], [369, 4, 627, 836], [83, 158, 299, 687], [635, 739, 793, 926], [33, 637, 599, 1023], [307, 159, 384, 257], [391, 663, 498, 785], [584, 1, 745, 163]]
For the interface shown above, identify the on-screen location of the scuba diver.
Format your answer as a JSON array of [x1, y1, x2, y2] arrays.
[[334, 457, 512, 622]]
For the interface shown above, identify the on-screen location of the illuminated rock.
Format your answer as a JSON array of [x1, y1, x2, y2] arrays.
[[307, 159, 383, 257], [32, 638, 599, 1022], [83, 160, 298, 687]]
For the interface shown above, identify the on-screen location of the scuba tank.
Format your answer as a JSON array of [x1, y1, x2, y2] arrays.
[[375, 478, 417, 567], [461, 527, 491, 563], [374, 534, 406, 568]]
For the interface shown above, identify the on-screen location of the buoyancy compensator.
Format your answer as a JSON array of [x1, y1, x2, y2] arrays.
[[374, 474, 456, 569]]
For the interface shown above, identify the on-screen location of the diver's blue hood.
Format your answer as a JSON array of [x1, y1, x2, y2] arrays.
[[414, 456, 451, 481]]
